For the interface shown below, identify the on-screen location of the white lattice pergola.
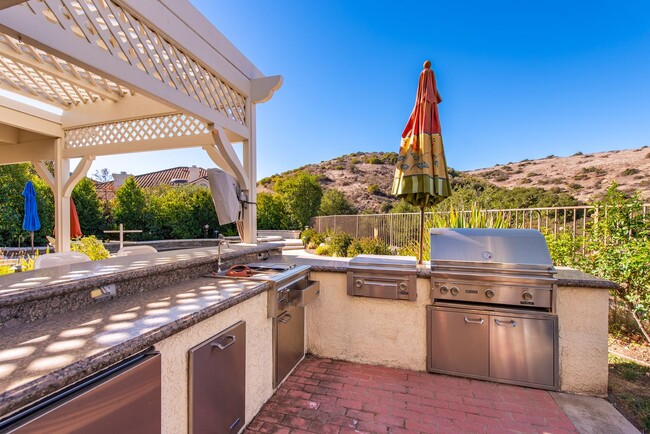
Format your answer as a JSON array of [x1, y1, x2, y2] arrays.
[[0, 0, 282, 251]]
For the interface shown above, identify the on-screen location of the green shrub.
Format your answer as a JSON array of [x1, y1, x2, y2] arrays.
[[622, 168, 640, 176], [314, 244, 333, 256], [347, 237, 391, 256], [300, 228, 318, 246], [368, 184, 381, 195], [327, 230, 354, 257], [367, 157, 383, 164], [307, 232, 326, 250], [70, 236, 110, 260]]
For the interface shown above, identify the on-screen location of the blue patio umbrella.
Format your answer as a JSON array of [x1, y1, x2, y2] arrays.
[[22, 181, 41, 253]]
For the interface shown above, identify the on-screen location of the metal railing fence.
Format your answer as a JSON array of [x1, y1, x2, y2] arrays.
[[310, 204, 650, 248]]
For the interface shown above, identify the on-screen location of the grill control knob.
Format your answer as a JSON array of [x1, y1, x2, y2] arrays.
[[522, 291, 533, 301], [399, 282, 408, 291], [439, 286, 449, 294], [485, 289, 495, 298], [355, 279, 363, 288], [450, 286, 459, 296]]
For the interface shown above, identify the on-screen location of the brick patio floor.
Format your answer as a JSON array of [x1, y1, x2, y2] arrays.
[[245, 357, 578, 434]]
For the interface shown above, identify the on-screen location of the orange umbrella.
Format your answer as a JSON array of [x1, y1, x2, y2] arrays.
[[391, 60, 451, 263], [70, 198, 83, 239], [53, 198, 83, 239]]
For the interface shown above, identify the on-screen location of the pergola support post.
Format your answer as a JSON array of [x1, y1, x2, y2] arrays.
[[242, 103, 257, 244], [53, 138, 71, 253]]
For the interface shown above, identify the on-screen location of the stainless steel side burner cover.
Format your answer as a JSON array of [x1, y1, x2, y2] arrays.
[[347, 255, 418, 301]]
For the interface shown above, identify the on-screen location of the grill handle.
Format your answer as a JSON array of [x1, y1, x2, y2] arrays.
[[494, 319, 517, 327], [463, 317, 484, 325]]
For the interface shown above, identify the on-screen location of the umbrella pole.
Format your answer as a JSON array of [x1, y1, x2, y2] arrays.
[[419, 205, 425, 264], [30, 231, 34, 255]]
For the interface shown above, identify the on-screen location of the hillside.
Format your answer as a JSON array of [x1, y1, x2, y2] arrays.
[[258, 147, 650, 213], [467, 147, 650, 203]]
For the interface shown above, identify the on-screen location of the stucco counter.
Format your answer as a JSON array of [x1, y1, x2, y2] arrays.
[[0, 244, 282, 430], [278, 254, 613, 396]]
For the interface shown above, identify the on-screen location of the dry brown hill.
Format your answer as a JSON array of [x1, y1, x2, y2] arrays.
[[466, 147, 650, 203], [258, 147, 650, 213]]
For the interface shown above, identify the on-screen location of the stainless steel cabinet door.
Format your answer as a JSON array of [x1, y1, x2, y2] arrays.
[[274, 305, 304, 387], [489, 315, 556, 387], [6, 354, 161, 434], [428, 307, 489, 377], [189, 321, 246, 434]]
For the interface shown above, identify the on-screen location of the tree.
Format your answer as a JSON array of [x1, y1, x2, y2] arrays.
[[72, 178, 105, 238], [112, 176, 147, 239], [390, 199, 418, 213], [0, 163, 33, 247], [91, 168, 113, 182], [257, 192, 285, 230], [145, 185, 221, 240], [274, 172, 323, 229], [0, 164, 54, 247], [319, 189, 356, 216]]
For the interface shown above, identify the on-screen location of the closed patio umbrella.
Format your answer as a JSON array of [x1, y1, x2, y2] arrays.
[[391, 60, 451, 263], [22, 181, 41, 254], [53, 197, 83, 240], [70, 198, 83, 239]]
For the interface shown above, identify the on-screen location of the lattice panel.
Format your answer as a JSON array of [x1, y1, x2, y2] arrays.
[[19, 0, 246, 124], [65, 114, 209, 148], [0, 32, 130, 107]]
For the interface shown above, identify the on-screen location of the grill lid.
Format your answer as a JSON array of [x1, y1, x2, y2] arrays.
[[349, 254, 417, 269], [430, 228, 553, 269]]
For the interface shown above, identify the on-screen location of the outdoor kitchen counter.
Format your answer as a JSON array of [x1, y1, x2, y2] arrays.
[[0, 244, 281, 327], [0, 274, 273, 419], [272, 254, 619, 288]]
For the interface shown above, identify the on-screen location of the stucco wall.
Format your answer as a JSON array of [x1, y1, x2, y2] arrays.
[[556, 285, 609, 396], [307, 272, 609, 396], [154, 294, 272, 434], [306, 272, 430, 371]]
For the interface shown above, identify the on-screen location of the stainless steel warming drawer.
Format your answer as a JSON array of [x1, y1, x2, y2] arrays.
[[347, 255, 417, 301], [427, 303, 558, 390]]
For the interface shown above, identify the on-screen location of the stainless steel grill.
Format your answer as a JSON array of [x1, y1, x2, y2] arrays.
[[427, 228, 558, 390], [347, 255, 417, 301], [430, 228, 556, 310]]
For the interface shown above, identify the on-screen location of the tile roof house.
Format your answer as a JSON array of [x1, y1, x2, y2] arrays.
[[94, 166, 209, 201]]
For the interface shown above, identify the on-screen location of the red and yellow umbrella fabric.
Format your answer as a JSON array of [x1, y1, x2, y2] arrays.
[[391, 60, 451, 262]]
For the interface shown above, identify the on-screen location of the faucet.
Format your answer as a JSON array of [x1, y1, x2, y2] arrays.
[[216, 237, 231, 272]]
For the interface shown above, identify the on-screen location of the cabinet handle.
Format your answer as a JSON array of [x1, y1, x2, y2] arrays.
[[229, 417, 241, 430], [279, 313, 292, 324], [464, 317, 484, 325], [212, 334, 236, 350], [494, 319, 517, 327]]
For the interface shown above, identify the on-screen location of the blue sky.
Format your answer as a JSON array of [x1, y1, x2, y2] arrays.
[[91, 0, 650, 180]]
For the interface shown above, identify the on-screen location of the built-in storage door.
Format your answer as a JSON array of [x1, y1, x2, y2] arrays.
[[428, 306, 489, 377], [274, 305, 305, 387], [189, 321, 246, 434], [4, 353, 161, 434], [489, 315, 556, 387]]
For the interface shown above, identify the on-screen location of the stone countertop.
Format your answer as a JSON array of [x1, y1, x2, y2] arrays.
[[0, 275, 272, 418], [0, 244, 280, 306], [276, 253, 617, 288]]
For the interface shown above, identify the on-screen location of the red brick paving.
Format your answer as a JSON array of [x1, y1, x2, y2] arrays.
[[244, 357, 578, 434]]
